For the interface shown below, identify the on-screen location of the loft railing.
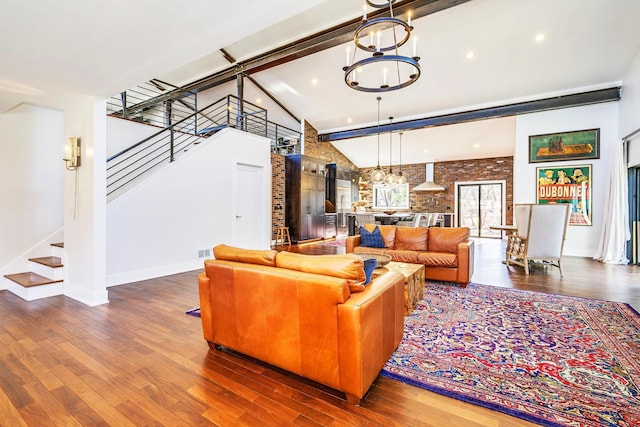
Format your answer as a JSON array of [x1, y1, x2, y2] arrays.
[[107, 79, 197, 127], [107, 93, 301, 199]]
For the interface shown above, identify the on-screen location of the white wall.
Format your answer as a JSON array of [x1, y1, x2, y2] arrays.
[[0, 104, 64, 286], [63, 98, 109, 306], [106, 128, 272, 286], [107, 116, 162, 158], [514, 102, 619, 257], [619, 47, 640, 166]]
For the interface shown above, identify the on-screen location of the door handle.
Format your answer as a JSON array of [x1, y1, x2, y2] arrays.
[[236, 215, 242, 218]]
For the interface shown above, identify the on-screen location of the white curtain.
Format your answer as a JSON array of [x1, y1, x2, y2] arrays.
[[594, 141, 630, 264]]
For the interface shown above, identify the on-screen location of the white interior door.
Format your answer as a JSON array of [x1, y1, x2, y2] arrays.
[[234, 163, 268, 249]]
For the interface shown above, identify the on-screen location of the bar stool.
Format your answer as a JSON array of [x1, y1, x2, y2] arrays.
[[274, 226, 291, 246]]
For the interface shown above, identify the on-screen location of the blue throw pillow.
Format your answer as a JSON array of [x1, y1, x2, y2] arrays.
[[363, 258, 377, 285], [359, 226, 385, 248]]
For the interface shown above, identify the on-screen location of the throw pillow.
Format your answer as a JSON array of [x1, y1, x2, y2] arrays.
[[362, 224, 396, 248], [359, 226, 385, 248], [363, 258, 377, 284]]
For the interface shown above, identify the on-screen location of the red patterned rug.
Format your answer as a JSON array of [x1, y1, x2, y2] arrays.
[[382, 283, 640, 427]]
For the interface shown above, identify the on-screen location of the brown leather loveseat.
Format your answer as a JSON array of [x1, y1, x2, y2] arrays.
[[198, 244, 405, 405], [346, 225, 474, 287]]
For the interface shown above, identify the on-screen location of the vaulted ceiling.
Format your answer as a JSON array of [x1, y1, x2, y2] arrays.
[[2, 0, 640, 167]]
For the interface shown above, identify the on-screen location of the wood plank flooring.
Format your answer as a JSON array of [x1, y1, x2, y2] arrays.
[[0, 237, 638, 426]]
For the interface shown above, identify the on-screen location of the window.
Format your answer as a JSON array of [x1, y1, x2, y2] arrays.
[[372, 184, 409, 209]]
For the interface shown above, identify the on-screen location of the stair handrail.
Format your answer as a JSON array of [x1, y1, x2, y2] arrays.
[[107, 95, 229, 163], [107, 91, 302, 199]]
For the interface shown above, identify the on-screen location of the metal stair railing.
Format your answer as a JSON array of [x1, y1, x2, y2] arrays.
[[107, 95, 230, 198], [107, 94, 301, 199], [107, 79, 197, 128]]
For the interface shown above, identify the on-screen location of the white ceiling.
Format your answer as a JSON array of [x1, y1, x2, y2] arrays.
[[2, 0, 640, 168], [0, 0, 324, 112]]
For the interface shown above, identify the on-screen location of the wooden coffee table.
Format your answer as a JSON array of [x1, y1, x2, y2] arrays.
[[375, 261, 425, 315]]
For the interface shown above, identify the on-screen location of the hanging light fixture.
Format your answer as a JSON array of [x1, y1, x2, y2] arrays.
[[343, 1, 420, 93], [370, 96, 386, 184], [396, 132, 407, 184], [383, 116, 397, 185]]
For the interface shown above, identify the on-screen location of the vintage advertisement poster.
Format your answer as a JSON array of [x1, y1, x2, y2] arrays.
[[529, 129, 599, 163], [536, 165, 592, 226]]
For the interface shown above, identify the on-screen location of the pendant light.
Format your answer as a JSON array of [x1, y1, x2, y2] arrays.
[[396, 132, 407, 184], [383, 116, 397, 185], [370, 96, 386, 184]]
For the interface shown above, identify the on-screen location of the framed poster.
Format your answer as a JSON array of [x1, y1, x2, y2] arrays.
[[372, 184, 409, 210], [529, 128, 599, 163], [536, 165, 592, 226]]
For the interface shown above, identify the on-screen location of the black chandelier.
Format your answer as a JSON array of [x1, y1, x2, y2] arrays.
[[343, 0, 421, 93]]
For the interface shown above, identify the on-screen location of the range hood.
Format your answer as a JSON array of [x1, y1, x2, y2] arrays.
[[412, 163, 445, 191]]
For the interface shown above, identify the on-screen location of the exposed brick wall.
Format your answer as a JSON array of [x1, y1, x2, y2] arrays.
[[359, 156, 514, 224], [271, 153, 285, 239], [301, 121, 358, 170]]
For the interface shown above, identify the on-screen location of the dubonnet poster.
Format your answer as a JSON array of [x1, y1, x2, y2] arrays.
[[536, 165, 592, 226]]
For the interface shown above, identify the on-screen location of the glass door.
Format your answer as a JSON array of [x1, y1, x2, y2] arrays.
[[457, 182, 504, 238], [629, 166, 640, 265]]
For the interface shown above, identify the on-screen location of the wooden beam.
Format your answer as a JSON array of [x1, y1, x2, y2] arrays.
[[318, 87, 621, 142], [128, 0, 470, 112], [220, 48, 236, 64]]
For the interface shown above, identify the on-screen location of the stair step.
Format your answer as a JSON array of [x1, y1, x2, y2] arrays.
[[51, 242, 64, 248], [28, 256, 63, 268], [4, 272, 63, 288]]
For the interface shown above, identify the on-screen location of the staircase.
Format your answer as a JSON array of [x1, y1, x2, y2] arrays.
[[3, 242, 65, 301], [106, 82, 302, 200]]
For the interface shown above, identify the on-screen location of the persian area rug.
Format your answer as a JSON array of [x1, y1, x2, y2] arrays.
[[382, 283, 640, 427]]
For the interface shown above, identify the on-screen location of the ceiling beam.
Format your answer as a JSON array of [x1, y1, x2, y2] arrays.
[[318, 87, 621, 142], [220, 48, 301, 124], [129, 0, 471, 111]]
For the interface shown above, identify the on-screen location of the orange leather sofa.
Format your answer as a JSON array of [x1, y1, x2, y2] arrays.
[[346, 225, 474, 287], [198, 244, 405, 405]]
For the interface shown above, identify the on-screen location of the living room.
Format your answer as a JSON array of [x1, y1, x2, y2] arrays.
[[1, 0, 640, 425]]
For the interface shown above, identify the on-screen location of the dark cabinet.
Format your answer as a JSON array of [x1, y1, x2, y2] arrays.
[[285, 155, 326, 242]]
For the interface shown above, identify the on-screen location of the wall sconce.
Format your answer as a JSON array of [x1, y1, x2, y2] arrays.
[[64, 137, 81, 170]]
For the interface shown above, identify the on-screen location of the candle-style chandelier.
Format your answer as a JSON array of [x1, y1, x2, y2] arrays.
[[343, 0, 421, 93]]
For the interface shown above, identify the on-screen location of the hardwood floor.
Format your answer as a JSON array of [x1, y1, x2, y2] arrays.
[[0, 238, 638, 426]]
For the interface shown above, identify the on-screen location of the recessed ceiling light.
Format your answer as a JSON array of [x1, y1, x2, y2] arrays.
[[311, 78, 318, 86], [255, 98, 262, 104], [535, 33, 545, 42], [347, 118, 353, 123], [423, 149, 428, 153], [473, 144, 480, 148], [466, 51, 474, 59]]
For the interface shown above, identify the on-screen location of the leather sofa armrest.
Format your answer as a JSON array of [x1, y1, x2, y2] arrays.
[[336, 270, 404, 403], [456, 240, 475, 286], [345, 235, 360, 253], [198, 272, 215, 345]]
